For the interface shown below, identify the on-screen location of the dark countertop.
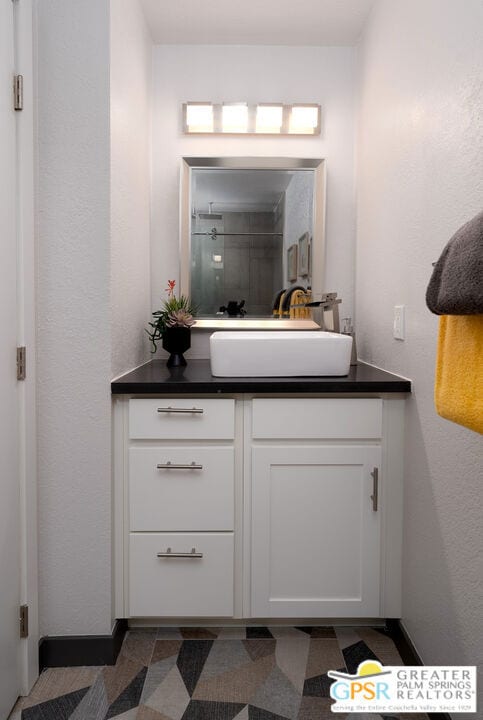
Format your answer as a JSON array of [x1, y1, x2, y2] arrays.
[[111, 359, 411, 394]]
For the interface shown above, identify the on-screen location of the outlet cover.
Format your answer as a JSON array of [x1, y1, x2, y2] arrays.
[[393, 305, 405, 340]]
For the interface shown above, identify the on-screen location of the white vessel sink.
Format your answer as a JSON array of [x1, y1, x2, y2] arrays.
[[210, 330, 353, 377]]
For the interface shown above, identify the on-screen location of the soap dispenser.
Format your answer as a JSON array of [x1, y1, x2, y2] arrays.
[[341, 317, 358, 366]]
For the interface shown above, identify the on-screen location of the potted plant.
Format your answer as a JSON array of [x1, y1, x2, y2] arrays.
[[146, 280, 196, 367]]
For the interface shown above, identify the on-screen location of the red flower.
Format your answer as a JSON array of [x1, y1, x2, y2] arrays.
[[165, 279, 176, 296]]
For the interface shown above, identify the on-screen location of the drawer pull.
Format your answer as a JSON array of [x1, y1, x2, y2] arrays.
[[157, 547, 203, 559], [370, 467, 379, 511], [157, 406, 204, 414], [157, 461, 203, 470]]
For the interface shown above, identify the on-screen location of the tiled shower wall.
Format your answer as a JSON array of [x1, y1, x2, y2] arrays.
[[192, 211, 283, 316]]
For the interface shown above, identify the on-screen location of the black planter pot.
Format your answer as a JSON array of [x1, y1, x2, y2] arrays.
[[162, 327, 191, 367]]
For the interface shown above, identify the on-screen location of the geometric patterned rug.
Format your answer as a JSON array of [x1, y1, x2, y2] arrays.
[[9, 626, 428, 720]]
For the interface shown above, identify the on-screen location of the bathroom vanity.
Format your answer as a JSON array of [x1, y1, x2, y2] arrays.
[[112, 360, 410, 623]]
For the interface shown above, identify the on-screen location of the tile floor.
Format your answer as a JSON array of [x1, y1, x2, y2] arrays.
[[9, 626, 429, 720]]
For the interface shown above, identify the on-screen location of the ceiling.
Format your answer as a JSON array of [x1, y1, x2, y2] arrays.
[[140, 0, 375, 46], [192, 169, 301, 213]]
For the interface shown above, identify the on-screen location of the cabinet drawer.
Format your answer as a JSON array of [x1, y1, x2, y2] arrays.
[[252, 398, 382, 439], [129, 533, 234, 617], [129, 398, 235, 440], [129, 447, 234, 531]]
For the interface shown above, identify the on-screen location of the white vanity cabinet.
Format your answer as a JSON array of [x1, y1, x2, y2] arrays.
[[249, 399, 383, 617], [114, 393, 404, 621]]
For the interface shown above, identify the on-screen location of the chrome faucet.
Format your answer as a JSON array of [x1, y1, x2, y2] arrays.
[[299, 292, 341, 331]]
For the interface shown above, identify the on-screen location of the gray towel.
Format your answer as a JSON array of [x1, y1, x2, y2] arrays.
[[426, 210, 483, 315]]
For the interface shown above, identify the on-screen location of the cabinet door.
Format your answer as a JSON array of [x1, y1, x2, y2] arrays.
[[251, 445, 382, 617]]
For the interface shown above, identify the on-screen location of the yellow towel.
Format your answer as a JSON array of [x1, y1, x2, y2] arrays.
[[435, 315, 483, 434]]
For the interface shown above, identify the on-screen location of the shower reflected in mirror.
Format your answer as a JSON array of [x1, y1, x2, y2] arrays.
[[180, 158, 326, 327]]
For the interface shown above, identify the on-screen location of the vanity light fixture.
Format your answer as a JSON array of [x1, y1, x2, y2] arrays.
[[182, 103, 321, 135]]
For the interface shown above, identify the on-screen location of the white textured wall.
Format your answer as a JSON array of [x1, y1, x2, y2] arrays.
[[36, 0, 152, 636], [356, 0, 483, 707], [151, 45, 356, 355], [36, 0, 112, 635], [284, 171, 314, 286], [110, 0, 152, 378]]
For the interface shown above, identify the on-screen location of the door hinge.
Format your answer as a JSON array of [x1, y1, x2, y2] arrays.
[[20, 605, 29, 638], [17, 346, 26, 380], [14, 74, 23, 111]]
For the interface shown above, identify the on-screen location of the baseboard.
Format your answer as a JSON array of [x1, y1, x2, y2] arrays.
[[386, 619, 453, 720], [386, 618, 423, 665], [39, 619, 128, 671]]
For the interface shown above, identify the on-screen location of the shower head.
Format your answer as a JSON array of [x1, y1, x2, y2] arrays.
[[198, 201, 223, 220]]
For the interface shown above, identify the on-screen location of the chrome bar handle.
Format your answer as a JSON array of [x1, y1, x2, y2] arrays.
[[157, 406, 204, 414], [370, 467, 379, 511], [157, 461, 203, 470], [157, 547, 203, 559]]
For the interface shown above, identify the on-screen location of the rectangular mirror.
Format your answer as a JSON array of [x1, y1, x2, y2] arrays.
[[180, 157, 326, 329]]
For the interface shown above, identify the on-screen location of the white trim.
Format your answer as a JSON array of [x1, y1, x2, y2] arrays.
[[380, 397, 405, 617], [242, 398, 252, 618], [233, 399, 244, 618], [112, 397, 128, 619], [15, 0, 38, 694]]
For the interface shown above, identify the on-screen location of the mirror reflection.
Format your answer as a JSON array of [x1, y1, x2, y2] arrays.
[[190, 168, 315, 317]]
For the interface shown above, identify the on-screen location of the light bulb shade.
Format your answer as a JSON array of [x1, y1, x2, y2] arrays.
[[289, 105, 321, 134], [184, 103, 214, 133], [256, 104, 283, 133], [222, 103, 248, 133]]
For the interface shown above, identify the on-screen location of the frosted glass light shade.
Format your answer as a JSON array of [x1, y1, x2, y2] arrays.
[[185, 103, 213, 132], [289, 105, 320, 134], [256, 105, 283, 133], [222, 104, 248, 133]]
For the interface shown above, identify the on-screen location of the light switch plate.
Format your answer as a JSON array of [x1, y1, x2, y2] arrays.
[[393, 305, 405, 340]]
